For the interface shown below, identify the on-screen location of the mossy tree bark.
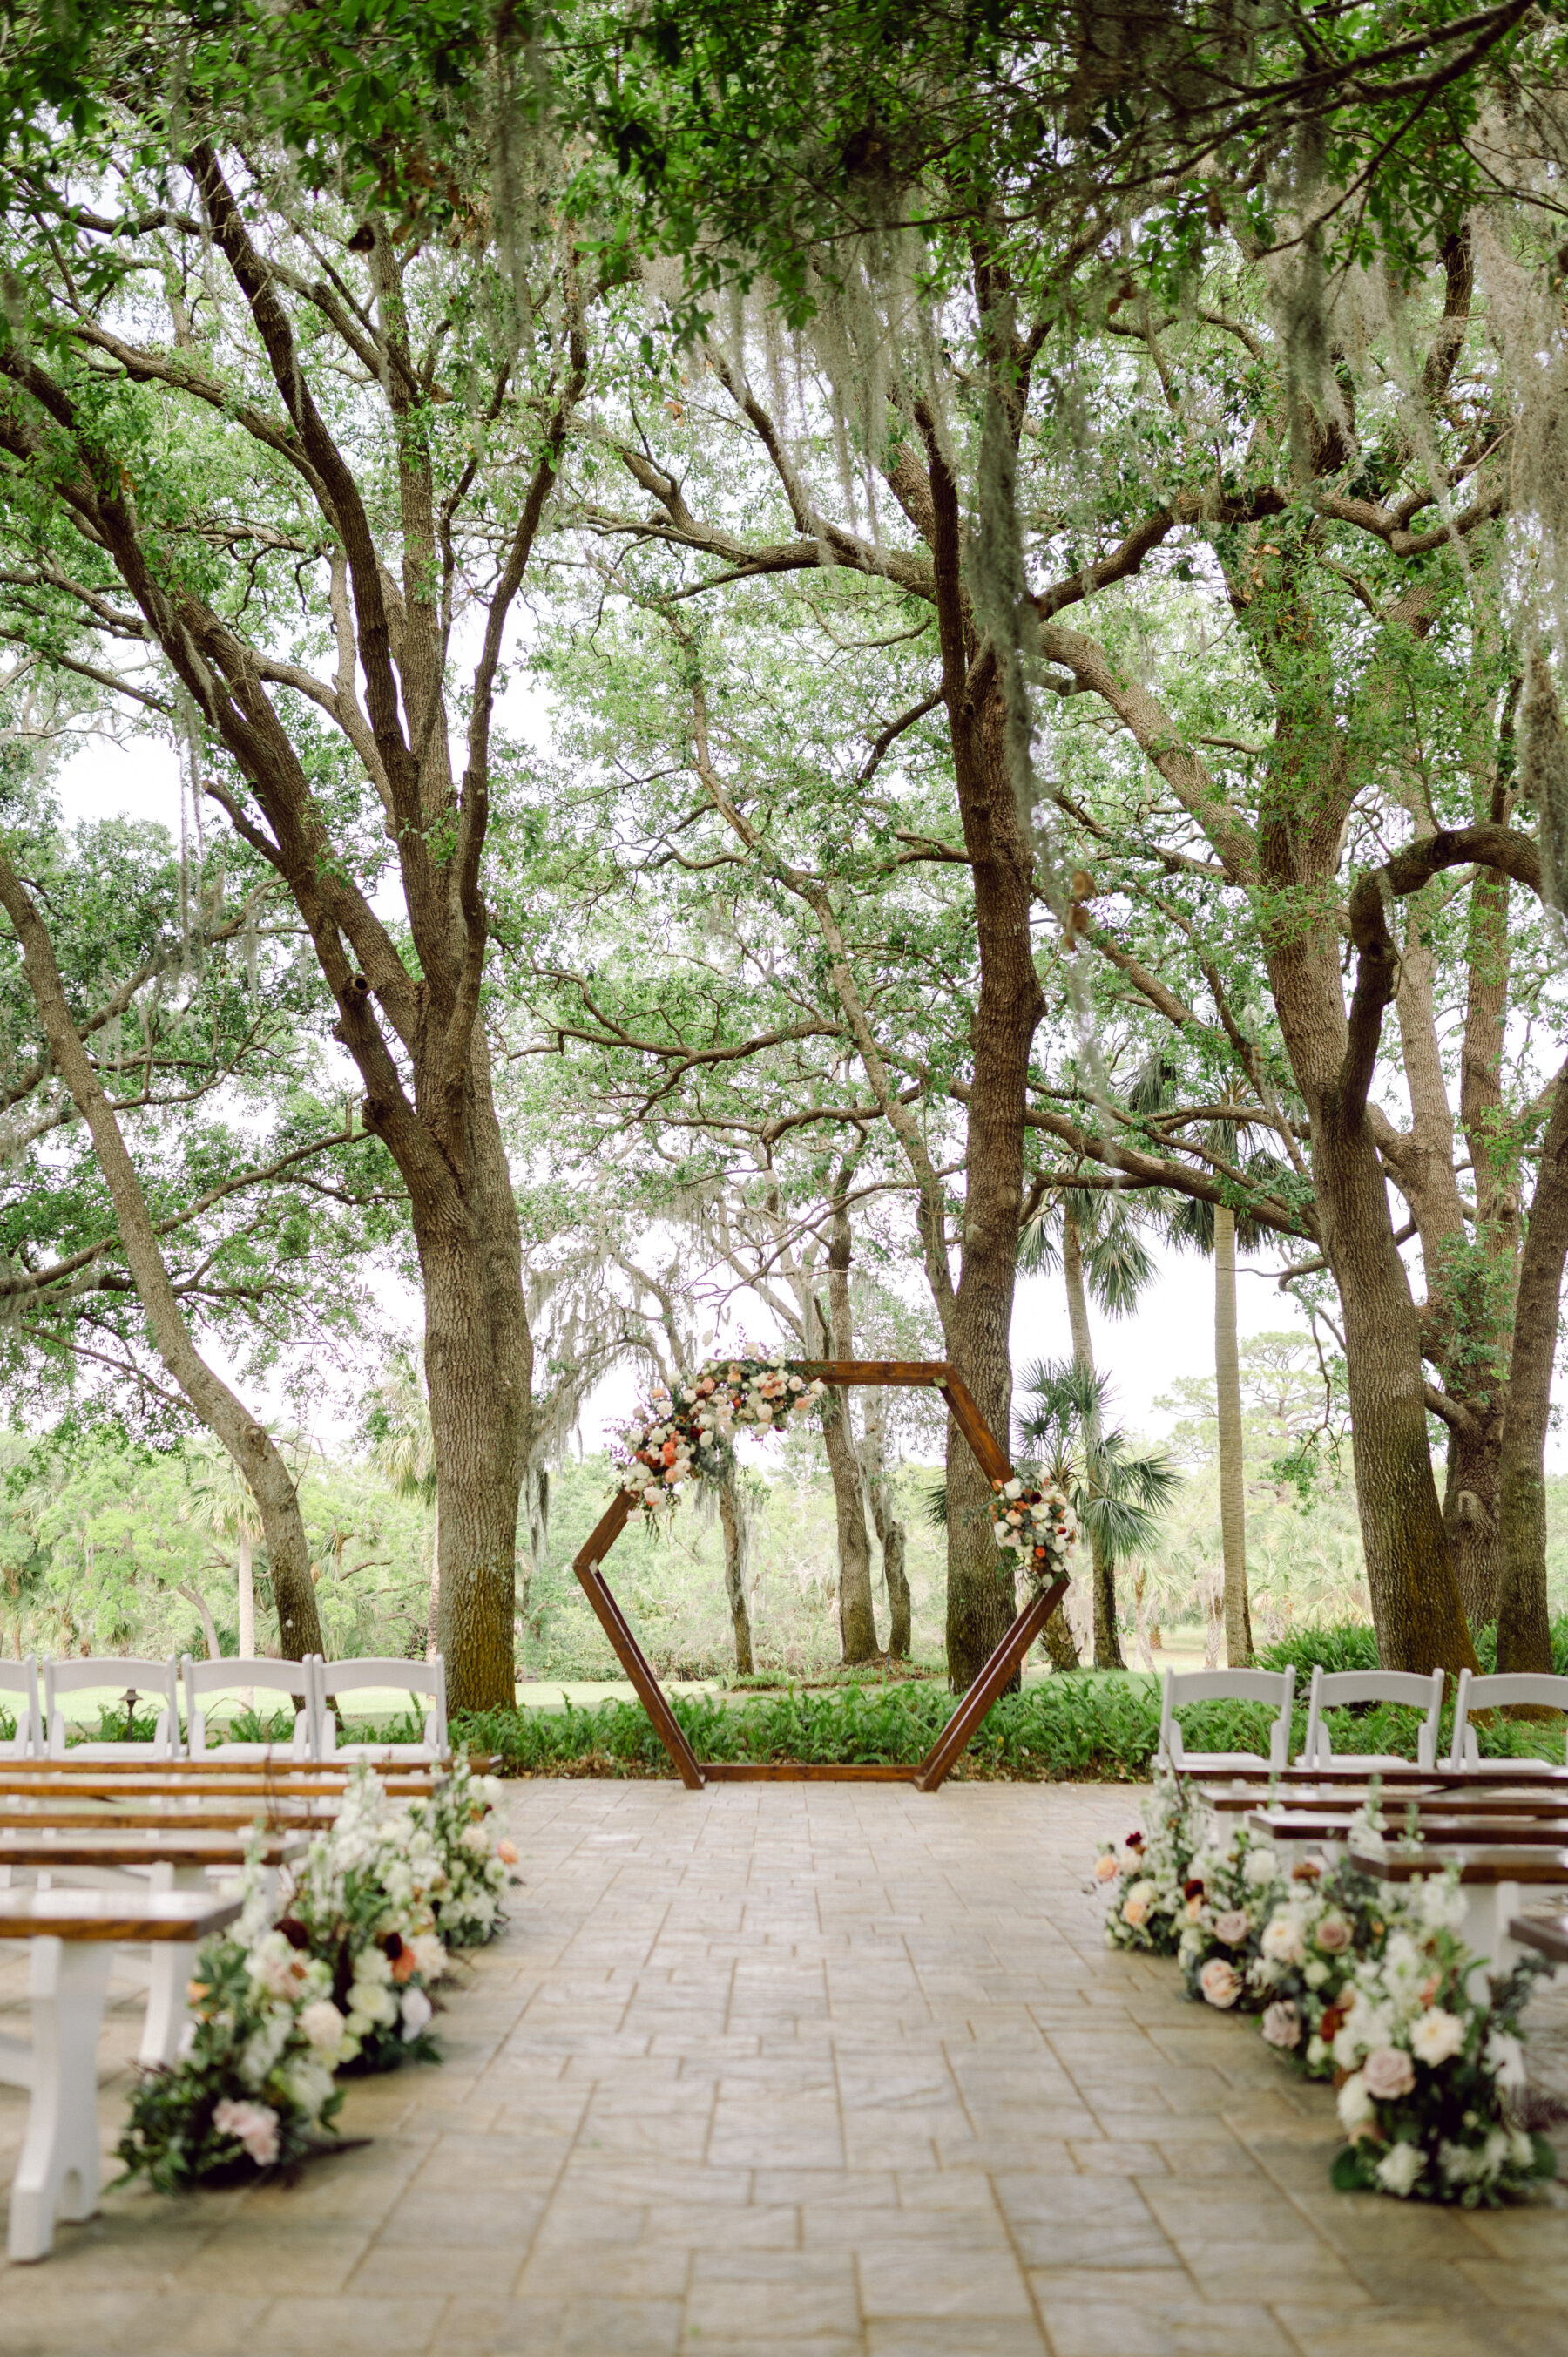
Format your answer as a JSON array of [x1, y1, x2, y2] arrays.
[[1496, 1064, 1568, 1674], [1214, 1206, 1254, 1667]]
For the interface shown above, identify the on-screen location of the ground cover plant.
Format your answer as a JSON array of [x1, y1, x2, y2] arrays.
[[451, 1668, 1568, 1783]]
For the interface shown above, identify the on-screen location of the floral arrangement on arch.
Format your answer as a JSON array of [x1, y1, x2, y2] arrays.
[[989, 1475, 1077, 1589], [618, 1353, 828, 1525], [1093, 1769, 1558, 2206]]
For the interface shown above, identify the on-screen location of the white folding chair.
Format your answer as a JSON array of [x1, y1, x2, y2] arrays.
[[43, 1658, 180, 1759], [318, 1656, 448, 1763], [1297, 1665, 1445, 1773], [0, 1660, 41, 1758], [1449, 1669, 1568, 1774], [1157, 1664, 1296, 1776], [182, 1655, 322, 1759]]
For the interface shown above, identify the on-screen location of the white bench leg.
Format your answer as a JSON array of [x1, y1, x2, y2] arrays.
[[139, 1862, 260, 2069], [9, 1937, 111, 2262]]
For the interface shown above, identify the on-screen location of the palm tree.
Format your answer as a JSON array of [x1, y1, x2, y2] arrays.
[[366, 1351, 437, 1658], [1013, 1359, 1182, 1649], [186, 1437, 308, 1695], [1018, 1188, 1158, 1664], [1165, 1174, 1283, 1669]]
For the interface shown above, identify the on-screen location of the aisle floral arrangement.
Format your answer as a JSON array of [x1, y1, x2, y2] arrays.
[[989, 1475, 1078, 1589], [117, 1760, 519, 2190], [1094, 1769, 1558, 2205], [617, 1353, 828, 1525]]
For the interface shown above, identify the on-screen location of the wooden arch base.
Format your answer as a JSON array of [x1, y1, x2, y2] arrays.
[[570, 1360, 1068, 1794]]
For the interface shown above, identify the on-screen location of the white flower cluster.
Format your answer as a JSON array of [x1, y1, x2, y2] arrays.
[[289, 1766, 452, 2062], [989, 1476, 1077, 1587], [1093, 1769, 1555, 2207], [408, 1762, 517, 1946], [618, 1355, 828, 1524]]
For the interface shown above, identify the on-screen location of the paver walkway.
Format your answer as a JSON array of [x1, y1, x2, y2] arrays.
[[0, 1780, 1565, 2355]]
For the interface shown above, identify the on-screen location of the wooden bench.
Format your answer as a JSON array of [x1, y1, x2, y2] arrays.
[[0, 1827, 306, 2070], [1508, 1913, 1568, 1968], [0, 1888, 241, 2261], [1348, 1844, 1568, 1982]]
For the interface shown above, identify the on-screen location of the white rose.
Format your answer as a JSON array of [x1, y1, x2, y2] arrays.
[[1375, 2142, 1424, 2198], [401, 1987, 434, 2039], [1243, 1846, 1280, 1888], [299, 1999, 348, 2055], [1260, 1914, 1304, 1965], [1484, 2030, 1525, 2090], [1336, 2072, 1374, 2130], [1409, 2008, 1466, 2069]]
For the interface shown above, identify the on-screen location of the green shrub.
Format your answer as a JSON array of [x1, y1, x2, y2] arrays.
[[456, 1666, 1568, 1783], [1258, 1618, 1568, 1679]]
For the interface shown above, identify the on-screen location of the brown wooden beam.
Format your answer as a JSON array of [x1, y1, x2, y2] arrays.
[[912, 1577, 1068, 1792], [571, 1493, 706, 1790], [698, 1761, 915, 1782], [937, 1372, 1014, 1487], [793, 1359, 950, 1388]]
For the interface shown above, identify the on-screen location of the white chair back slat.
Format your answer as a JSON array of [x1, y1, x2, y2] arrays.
[[43, 1657, 180, 1758], [318, 1656, 448, 1763], [1450, 1669, 1568, 1771], [1157, 1664, 1296, 1775], [1299, 1665, 1444, 1772], [182, 1654, 323, 1758], [0, 1659, 41, 1758]]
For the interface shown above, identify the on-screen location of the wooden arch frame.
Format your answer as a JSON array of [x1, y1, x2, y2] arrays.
[[570, 1360, 1068, 1792]]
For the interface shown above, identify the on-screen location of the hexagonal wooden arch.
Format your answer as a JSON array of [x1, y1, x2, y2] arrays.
[[571, 1360, 1068, 1792]]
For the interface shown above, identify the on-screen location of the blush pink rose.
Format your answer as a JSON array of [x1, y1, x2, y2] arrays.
[[1315, 1913, 1351, 1954], [1260, 2001, 1301, 2049], [1362, 2047, 1416, 2102], [1199, 1958, 1242, 2009], [1213, 1909, 1250, 1946]]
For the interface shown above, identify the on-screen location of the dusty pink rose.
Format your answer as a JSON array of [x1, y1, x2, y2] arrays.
[[1213, 1909, 1250, 1946], [1260, 2001, 1301, 2050], [1315, 1913, 1350, 1954], [1362, 2047, 1416, 2102], [213, 2098, 280, 2167], [1199, 1958, 1242, 2009]]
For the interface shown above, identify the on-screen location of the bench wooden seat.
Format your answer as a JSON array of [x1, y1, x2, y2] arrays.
[[1254, 1810, 1568, 1846], [0, 1804, 333, 1833], [0, 1889, 241, 2262], [1509, 1913, 1568, 1967]]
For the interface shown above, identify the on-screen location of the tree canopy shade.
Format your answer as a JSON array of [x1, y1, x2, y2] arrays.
[[3, 0, 1568, 1701]]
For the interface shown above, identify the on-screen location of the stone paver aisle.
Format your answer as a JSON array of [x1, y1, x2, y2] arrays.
[[0, 1780, 1565, 2355]]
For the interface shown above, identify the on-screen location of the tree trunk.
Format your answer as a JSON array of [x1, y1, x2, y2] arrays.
[[1496, 1064, 1568, 1674], [1214, 1205, 1254, 1666], [1314, 1060, 1477, 1676], [177, 1583, 222, 1663], [858, 1396, 910, 1658], [1443, 1426, 1504, 1629], [237, 1529, 255, 1661], [0, 843, 324, 1659], [1064, 1213, 1114, 1666], [928, 433, 1044, 1692], [824, 1191, 879, 1662], [422, 1033, 531, 1714], [717, 1463, 755, 1676], [1091, 1535, 1124, 1670], [425, 1493, 441, 1664], [1258, 835, 1476, 1676]]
